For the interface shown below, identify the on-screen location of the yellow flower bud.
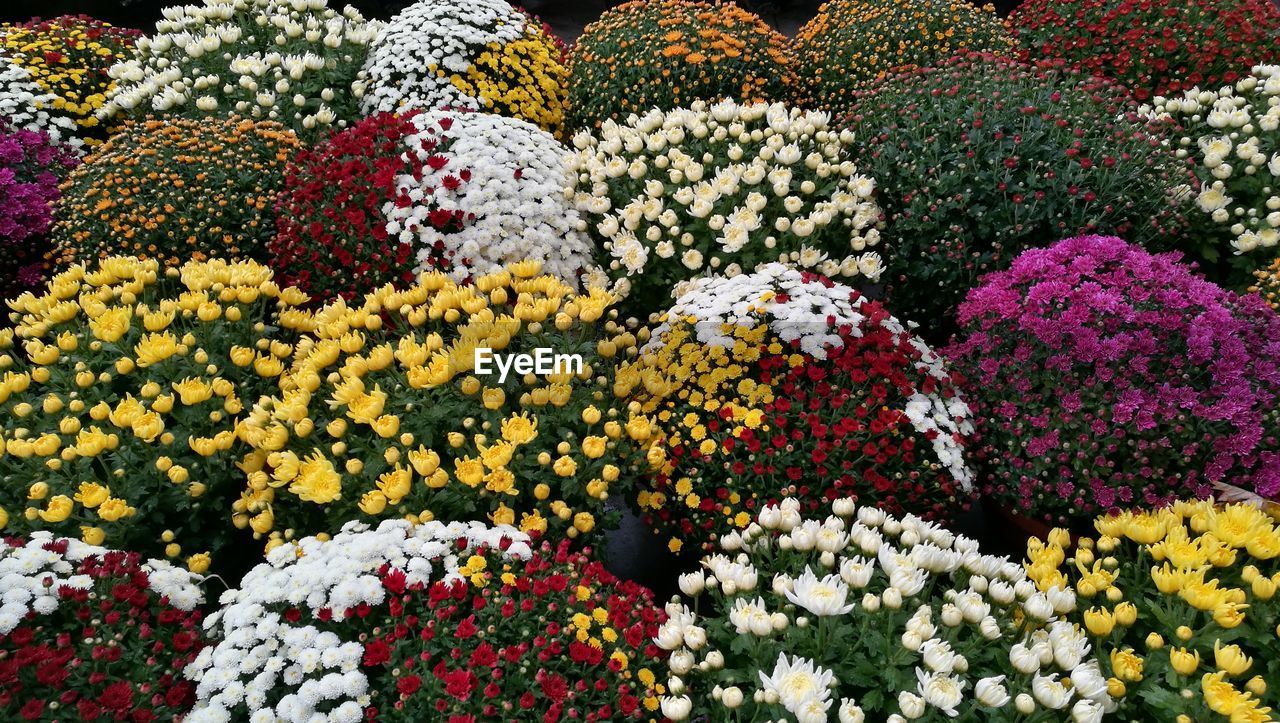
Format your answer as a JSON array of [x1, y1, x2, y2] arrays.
[[1213, 640, 1252, 676], [28, 482, 49, 500], [1113, 601, 1138, 627], [81, 526, 105, 546], [187, 553, 211, 574], [1083, 607, 1115, 636], [1168, 647, 1199, 676], [1145, 632, 1164, 650], [165, 543, 181, 558]]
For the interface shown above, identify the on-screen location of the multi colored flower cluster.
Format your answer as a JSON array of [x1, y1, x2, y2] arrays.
[[51, 117, 299, 269], [946, 236, 1280, 523], [792, 0, 1016, 116], [0, 15, 140, 143], [845, 53, 1195, 327], [359, 0, 567, 135], [565, 0, 796, 131], [1012, 0, 1280, 102], [0, 56, 81, 149], [656, 497, 1113, 721], [1252, 256, 1280, 311], [1024, 501, 1280, 722], [100, 0, 381, 141], [1141, 65, 1280, 278], [0, 122, 79, 299], [237, 262, 655, 552], [619, 265, 974, 554], [271, 109, 596, 301], [188, 519, 666, 721], [0, 256, 310, 567], [569, 100, 884, 314], [0, 533, 205, 721]]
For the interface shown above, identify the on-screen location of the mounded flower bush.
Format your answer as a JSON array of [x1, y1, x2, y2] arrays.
[[569, 100, 884, 315], [0, 534, 206, 721], [1011, 0, 1280, 102], [653, 497, 1113, 722], [237, 262, 656, 552], [270, 109, 597, 301], [619, 265, 974, 555], [51, 116, 299, 269], [0, 55, 82, 149], [1024, 501, 1280, 722], [101, 0, 381, 141], [0, 15, 140, 143], [565, 0, 796, 131], [187, 519, 666, 721], [359, 0, 567, 134], [1142, 65, 1280, 278], [946, 236, 1280, 523], [792, 0, 1016, 116], [0, 122, 79, 299], [846, 53, 1195, 327], [0, 257, 309, 568]]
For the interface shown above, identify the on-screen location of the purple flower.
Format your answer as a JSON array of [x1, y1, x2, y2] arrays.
[[946, 235, 1280, 521], [0, 120, 79, 298]]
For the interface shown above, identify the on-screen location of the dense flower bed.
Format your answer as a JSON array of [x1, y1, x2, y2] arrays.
[[845, 53, 1195, 327], [946, 236, 1280, 523], [569, 100, 883, 314], [793, 0, 1016, 116], [101, 0, 381, 141], [655, 498, 1112, 721], [270, 109, 596, 300], [51, 117, 298, 269], [0, 257, 309, 568], [237, 263, 654, 552], [0, 122, 78, 299], [621, 265, 974, 554], [0, 15, 140, 143], [1011, 0, 1280, 102], [1025, 501, 1280, 722], [0, 56, 82, 148], [188, 520, 666, 721], [359, 0, 567, 134], [1141, 65, 1280, 279], [0, 534, 205, 721], [565, 0, 796, 131]]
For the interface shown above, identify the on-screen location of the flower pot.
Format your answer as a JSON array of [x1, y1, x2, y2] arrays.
[[980, 497, 1093, 553]]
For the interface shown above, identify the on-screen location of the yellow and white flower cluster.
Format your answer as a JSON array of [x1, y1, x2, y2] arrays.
[[655, 497, 1112, 721], [0, 56, 82, 149], [359, 0, 568, 133], [569, 99, 883, 313], [1145, 65, 1280, 265]]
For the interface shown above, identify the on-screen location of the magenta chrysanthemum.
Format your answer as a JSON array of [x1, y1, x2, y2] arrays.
[[946, 235, 1280, 521]]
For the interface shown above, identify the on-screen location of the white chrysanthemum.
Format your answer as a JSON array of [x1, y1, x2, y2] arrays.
[[359, 0, 527, 115], [384, 110, 598, 288], [1146, 65, 1280, 259], [784, 567, 855, 617], [571, 99, 882, 307], [100, 0, 382, 136], [758, 652, 835, 712], [0, 56, 82, 149], [187, 519, 528, 719], [659, 497, 1113, 720]]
